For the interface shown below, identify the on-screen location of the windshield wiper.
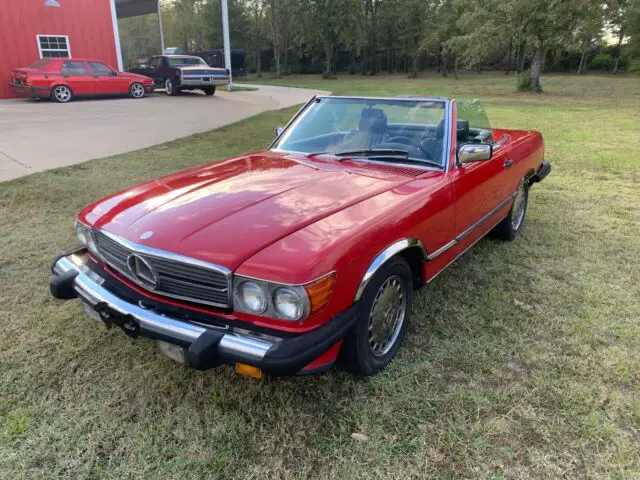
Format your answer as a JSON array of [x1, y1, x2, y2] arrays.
[[308, 149, 443, 169], [307, 149, 408, 158]]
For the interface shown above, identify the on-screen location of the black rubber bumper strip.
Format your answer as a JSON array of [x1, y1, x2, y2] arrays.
[[533, 160, 551, 183], [189, 303, 361, 376]]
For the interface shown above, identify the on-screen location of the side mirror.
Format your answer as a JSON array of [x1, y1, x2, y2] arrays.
[[111, 71, 118, 76], [275, 126, 284, 137], [457, 143, 492, 165]]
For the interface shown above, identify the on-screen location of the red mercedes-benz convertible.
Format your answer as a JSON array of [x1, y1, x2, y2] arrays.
[[50, 96, 550, 377], [10, 58, 154, 102]]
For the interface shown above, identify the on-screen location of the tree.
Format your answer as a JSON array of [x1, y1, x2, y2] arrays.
[[574, 1, 605, 74], [295, 0, 362, 77]]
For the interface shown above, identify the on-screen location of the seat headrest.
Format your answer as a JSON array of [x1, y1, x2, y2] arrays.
[[359, 108, 387, 133], [456, 119, 470, 142]]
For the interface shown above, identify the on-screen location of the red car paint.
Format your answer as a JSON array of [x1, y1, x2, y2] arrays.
[[9, 58, 153, 100], [75, 99, 545, 373]]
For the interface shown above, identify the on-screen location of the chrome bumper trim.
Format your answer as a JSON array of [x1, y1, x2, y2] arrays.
[[181, 78, 229, 87], [53, 254, 273, 361]]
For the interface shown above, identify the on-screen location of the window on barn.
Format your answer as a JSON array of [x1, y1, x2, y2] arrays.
[[37, 35, 71, 58]]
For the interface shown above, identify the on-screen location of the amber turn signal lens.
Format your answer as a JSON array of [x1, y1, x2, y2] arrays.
[[235, 363, 263, 379], [304, 272, 336, 315]]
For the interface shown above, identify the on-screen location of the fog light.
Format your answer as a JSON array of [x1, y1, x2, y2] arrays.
[[235, 363, 263, 379], [157, 341, 188, 365]]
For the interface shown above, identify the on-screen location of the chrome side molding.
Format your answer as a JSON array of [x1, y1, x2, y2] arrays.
[[427, 189, 517, 261]]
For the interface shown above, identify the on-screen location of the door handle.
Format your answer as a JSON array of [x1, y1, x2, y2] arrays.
[[503, 159, 514, 168]]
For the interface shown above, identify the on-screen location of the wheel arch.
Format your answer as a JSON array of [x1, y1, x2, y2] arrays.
[[50, 82, 73, 94], [524, 168, 537, 187], [354, 238, 426, 302]]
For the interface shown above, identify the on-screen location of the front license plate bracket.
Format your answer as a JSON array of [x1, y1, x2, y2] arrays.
[[93, 302, 140, 338]]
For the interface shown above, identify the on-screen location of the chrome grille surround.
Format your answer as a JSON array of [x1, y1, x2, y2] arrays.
[[92, 230, 232, 308]]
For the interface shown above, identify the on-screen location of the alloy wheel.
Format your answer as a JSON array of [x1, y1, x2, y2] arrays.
[[368, 275, 407, 357], [165, 79, 172, 95], [131, 83, 145, 98], [53, 86, 71, 103], [511, 184, 527, 230]]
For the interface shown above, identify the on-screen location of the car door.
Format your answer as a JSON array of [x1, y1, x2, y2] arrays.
[[450, 101, 512, 238], [60, 61, 94, 96], [89, 61, 127, 95], [150, 56, 166, 86]]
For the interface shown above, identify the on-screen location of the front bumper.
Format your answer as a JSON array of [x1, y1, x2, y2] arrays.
[[50, 251, 358, 376]]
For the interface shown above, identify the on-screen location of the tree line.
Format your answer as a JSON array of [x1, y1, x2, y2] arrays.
[[119, 0, 640, 91]]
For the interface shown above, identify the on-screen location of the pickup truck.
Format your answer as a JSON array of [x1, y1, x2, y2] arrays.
[[129, 55, 229, 96]]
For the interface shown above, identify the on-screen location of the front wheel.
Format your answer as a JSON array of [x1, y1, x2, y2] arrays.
[[340, 257, 412, 376], [492, 182, 529, 241], [164, 78, 179, 96], [129, 82, 145, 99], [203, 86, 216, 96], [51, 85, 72, 103]]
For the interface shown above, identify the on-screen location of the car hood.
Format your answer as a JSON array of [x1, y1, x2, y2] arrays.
[[81, 152, 412, 271]]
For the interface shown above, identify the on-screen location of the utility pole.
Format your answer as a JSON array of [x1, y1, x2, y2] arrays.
[[158, 0, 165, 53], [221, 0, 233, 91]]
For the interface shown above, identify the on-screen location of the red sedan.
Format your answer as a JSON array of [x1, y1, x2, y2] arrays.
[[9, 58, 154, 103], [50, 95, 551, 377]]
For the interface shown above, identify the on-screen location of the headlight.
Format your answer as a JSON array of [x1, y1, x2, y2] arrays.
[[273, 287, 305, 320], [233, 272, 336, 322], [74, 220, 99, 256], [239, 281, 267, 314]]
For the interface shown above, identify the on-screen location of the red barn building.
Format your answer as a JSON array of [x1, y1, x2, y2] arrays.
[[0, 0, 159, 99]]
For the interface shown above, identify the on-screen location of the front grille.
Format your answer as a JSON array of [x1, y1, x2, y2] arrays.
[[93, 230, 231, 308]]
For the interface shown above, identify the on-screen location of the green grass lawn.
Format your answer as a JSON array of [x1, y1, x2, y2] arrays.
[[1, 73, 639, 479]]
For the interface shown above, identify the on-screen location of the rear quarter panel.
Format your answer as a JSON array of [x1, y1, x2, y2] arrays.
[[493, 128, 545, 190]]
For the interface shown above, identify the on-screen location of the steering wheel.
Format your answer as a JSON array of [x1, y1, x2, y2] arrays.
[[386, 136, 414, 146], [415, 140, 435, 161]]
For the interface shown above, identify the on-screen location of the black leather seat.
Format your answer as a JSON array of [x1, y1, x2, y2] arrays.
[[418, 120, 446, 162], [456, 119, 470, 144]]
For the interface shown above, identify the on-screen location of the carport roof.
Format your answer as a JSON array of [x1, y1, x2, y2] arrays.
[[115, 0, 158, 19]]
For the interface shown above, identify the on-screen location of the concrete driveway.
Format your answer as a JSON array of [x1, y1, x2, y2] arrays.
[[0, 84, 329, 182]]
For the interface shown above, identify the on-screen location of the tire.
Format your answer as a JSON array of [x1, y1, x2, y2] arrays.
[[51, 85, 72, 103], [164, 78, 179, 96], [492, 182, 529, 241], [129, 82, 145, 99], [340, 256, 413, 376], [203, 86, 216, 96]]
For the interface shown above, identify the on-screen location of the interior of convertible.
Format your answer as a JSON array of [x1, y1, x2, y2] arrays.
[[275, 100, 494, 165]]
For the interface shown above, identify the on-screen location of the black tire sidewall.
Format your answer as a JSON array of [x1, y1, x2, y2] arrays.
[[342, 257, 413, 375], [165, 78, 177, 96]]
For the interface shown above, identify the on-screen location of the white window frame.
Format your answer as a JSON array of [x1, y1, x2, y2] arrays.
[[36, 34, 72, 59]]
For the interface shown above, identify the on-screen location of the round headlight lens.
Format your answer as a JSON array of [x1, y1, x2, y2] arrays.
[[273, 287, 305, 320], [240, 282, 267, 313]]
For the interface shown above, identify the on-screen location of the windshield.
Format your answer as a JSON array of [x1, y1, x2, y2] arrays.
[[272, 97, 449, 167], [167, 56, 207, 67]]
